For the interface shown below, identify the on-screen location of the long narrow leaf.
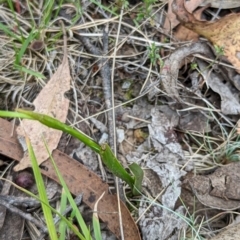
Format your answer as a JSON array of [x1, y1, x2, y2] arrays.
[[0, 22, 21, 41], [0, 110, 142, 194], [0, 111, 33, 119], [17, 109, 101, 153], [59, 188, 68, 240], [14, 65, 46, 79], [0, 177, 85, 239], [26, 136, 58, 240], [43, 138, 91, 240], [15, 29, 37, 65]]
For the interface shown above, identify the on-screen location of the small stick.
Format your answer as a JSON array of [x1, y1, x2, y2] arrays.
[[74, 31, 114, 149], [0, 198, 47, 233], [0, 195, 40, 208]]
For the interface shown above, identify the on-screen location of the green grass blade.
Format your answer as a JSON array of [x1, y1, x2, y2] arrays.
[[90, 0, 117, 16], [53, 0, 64, 20], [41, 0, 55, 26], [43, 138, 91, 240], [0, 22, 21, 41], [0, 110, 34, 119], [0, 177, 85, 239], [59, 188, 68, 240], [14, 65, 46, 79], [0, 110, 142, 194], [26, 136, 58, 240], [15, 29, 37, 65], [26, 0, 36, 27]]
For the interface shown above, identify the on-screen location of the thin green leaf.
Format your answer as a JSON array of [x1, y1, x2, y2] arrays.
[[26, 0, 36, 27], [16, 109, 100, 153], [90, 0, 117, 16], [15, 29, 37, 65], [0, 110, 142, 194], [41, 0, 55, 26], [42, 138, 91, 240], [59, 188, 68, 240], [0, 22, 21, 41], [0, 177, 85, 239], [0, 111, 33, 119], [14, 65, 46, 79], [26, 136, 58, 240]]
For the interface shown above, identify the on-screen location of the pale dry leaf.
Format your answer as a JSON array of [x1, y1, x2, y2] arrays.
[[15, 30, 71, 171], [139, 198, 187, 240], [128, 107, 187, 240], [174, 25, 199, 42]]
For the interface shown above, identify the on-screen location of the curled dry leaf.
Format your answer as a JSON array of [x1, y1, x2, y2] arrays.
[[15, 31, 71, 171], [197, 60, 240, 115], [156, 42, 212, 101], [172, 0, 240, 73]]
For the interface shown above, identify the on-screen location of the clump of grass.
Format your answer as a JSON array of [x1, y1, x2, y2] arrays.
[[0, 0, 81, 107]]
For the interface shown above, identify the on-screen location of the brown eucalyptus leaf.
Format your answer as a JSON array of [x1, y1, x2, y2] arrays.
[[172, 0, 240, 73], [15, 32, 71, 171]]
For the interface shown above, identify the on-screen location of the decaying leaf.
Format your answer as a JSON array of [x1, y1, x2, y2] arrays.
[[15, 29, 71, 171], [172, 0, 240, 73], [127, 107, 188, 240], [179, 111, 211, 133], [173, 24, 199, 42], [188, 162, 240, 210], [139, 199, 187, 240], [197, 60, 240, 115]]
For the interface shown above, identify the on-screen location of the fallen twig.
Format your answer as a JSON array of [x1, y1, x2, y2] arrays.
[[74, 30, 114, 148]]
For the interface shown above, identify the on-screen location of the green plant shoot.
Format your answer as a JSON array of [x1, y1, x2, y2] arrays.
[[0, 110, 143, 195]]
